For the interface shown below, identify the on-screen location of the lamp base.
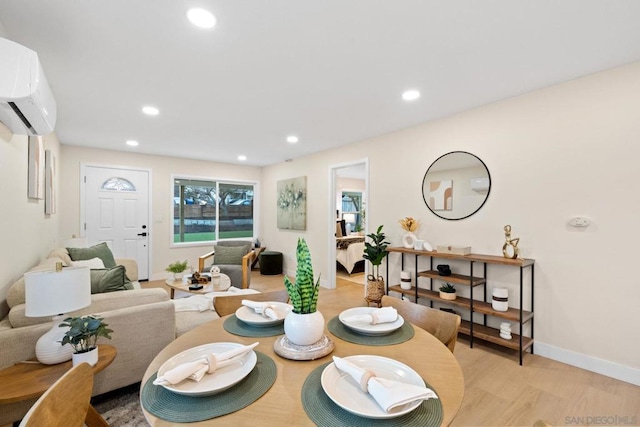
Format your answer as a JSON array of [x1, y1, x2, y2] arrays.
[[35, 315, 74, 365]]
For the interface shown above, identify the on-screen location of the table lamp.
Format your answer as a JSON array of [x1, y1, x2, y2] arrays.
[[24, 265, 91, 364]]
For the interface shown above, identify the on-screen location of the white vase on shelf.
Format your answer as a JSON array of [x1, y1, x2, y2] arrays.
[[402, 232, 417, 249]]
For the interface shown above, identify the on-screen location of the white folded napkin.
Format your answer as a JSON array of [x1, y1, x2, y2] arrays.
[[241, 300, 279, 320], [332, 356, 437, 412], [344, 307, 398, 325], [153, 342, 259, 386]]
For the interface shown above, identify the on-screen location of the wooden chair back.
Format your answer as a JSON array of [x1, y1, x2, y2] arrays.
[[381, 295, 461, 353], [213, 289, 290, 317], [19, 362, 93, 427]]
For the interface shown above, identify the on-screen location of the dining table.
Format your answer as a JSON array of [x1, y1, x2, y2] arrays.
[[140, 297, 465, 426]]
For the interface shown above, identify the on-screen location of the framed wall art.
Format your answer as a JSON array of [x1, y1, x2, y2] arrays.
[[277, 176, 306, 230], [28, 135, 45, 199], [45, 149, 56, 214]]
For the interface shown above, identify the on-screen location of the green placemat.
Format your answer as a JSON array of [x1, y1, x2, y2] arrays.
[[223, 314, 285, 337], [327, 316, 414, 345], [141, 351, 276, 423], [301, 362, 443, 427]]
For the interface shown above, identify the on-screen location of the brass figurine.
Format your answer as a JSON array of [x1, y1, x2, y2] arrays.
[[502, 225, 520, 259]]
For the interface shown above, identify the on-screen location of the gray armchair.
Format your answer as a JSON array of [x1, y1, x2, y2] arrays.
[[198, 241, 255, 289]]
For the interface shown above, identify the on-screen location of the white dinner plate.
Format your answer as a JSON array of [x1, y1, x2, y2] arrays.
[[321, 355, 426, 419], [338, 307, 404, 336], [235, 301, 293, 327], [156, 342, 257, 396]]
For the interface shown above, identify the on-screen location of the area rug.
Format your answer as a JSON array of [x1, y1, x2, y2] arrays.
[[336, 270, 365, 285], [92, 383, 148, 426]]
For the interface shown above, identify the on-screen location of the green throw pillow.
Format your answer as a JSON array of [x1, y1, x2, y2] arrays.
[[90, 265, 133, 294], [213, 245, 249, 265], [67, 242, 117, 268]]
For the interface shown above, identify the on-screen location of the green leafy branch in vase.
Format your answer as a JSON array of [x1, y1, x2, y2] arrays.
[[284, 237, 320, 314]]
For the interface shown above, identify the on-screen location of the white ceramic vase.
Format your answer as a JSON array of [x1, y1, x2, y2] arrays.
[[72, 346, 99, 367], [400, 271, 412, 290], [492, 287, 509, 312], [284, 311, 325, 346], [402, 232, 417, 249]]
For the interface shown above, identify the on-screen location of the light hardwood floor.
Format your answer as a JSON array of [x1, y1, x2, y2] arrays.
[[143, 271, 640, 426]]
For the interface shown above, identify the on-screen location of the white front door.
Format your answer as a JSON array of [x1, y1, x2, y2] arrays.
[[82, 165, 150, 280]]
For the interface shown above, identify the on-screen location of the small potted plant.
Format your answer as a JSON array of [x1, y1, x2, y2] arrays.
[[60, 315, 113, 366], [439, 283, 457, 301], [283, 237, 323, 346], [166, 259, 189, 281], [363, 225, 390, 305]]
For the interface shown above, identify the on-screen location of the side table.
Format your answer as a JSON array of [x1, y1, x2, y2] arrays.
[[0, 344, 117, 427]]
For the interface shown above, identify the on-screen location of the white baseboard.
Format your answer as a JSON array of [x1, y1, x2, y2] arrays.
[[535, 341, 640, 386]]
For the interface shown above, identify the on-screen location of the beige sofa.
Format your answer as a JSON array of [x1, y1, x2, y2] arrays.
[[0, 249, 177, 426]]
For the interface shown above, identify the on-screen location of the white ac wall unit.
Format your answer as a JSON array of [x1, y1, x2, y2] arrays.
[[470, 177, 490, 191], [0, 37, 57, 136]]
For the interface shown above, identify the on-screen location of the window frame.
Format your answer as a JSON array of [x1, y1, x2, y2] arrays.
[[170, 174, 259, 248]]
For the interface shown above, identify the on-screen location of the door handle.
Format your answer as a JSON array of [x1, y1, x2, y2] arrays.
[[137, 232, 148, 237]]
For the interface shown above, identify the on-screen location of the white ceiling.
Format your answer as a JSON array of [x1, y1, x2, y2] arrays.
[[1, 1, 639, 167]]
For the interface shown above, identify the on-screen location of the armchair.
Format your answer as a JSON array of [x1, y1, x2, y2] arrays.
[[198, 241, 255, 289]]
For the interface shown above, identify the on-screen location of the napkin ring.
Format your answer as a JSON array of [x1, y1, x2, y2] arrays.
[[360, 370, 376, 393], [206, 354, 218, 374]]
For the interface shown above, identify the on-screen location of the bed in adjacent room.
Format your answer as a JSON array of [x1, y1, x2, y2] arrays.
[[336, 236, 365, 274]]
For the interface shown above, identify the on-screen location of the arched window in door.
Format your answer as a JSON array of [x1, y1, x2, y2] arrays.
[[100, 177, 136, 192]]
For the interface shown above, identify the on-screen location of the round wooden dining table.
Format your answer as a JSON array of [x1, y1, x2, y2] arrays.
[[141, 299, 465, 426]]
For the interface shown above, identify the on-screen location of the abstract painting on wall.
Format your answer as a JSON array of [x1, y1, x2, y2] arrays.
[[28, 136, 44, 199], [277, 176, 306, 230], [45, 150, 56, 214], [429, 180, 453, 211]]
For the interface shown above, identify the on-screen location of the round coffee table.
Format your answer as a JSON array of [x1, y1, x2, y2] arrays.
[[164, 273, 230, 299]]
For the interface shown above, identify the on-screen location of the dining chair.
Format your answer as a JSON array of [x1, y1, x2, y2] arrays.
[[213, 289, 290, 316], [381, 295, 461, 353], [19, 362, 94, 427]]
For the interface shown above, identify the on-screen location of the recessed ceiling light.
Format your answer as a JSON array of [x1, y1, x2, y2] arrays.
[[126, 140, 139, 147], [287, 135, 299, 144], [238, 155, 247, 161], [142, 106, 159, 116], [402, 90, 421, 101], [187, 8, 217, 29]]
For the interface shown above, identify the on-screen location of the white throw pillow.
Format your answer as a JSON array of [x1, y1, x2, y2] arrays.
[[71, 257, 105, 269]]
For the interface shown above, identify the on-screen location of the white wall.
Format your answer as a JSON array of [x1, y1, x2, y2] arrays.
[[262, 61, 640, 384], [59, 145, 262, 280], [0, 124, 61, 318]]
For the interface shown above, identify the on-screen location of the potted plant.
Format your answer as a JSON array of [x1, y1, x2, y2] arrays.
[[362, 225, 390, 305], [283, 237, 323, 346], [166, 259, 189, 281], [439, 283, 457, 301], [59, 315, 113, 366]]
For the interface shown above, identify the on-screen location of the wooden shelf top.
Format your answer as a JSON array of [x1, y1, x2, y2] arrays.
[[387, 246, 534, 267]]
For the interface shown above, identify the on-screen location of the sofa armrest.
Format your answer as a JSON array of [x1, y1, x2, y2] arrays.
[[92, 300, 176, 396], [116, 258, 138, 282], [198, 250, 215, 273]]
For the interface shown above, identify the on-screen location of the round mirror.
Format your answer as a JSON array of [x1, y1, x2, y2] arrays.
[[422, 151, 491, 220]]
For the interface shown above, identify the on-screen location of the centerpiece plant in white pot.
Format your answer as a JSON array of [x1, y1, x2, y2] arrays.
[[283, 237, 323, 346], [59, 315, 113, 366]]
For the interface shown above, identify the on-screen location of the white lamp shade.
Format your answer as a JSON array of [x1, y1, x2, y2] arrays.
[[24, 267, 91, 317]]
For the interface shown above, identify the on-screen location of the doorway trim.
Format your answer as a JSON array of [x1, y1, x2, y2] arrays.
[[327, 158, 369, 290], [79, 162, 153, 281]]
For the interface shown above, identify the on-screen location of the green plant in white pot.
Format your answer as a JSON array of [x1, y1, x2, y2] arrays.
[[166, 260, 189, 281], [439, 283, 457, 301], [283, 237, 324, 346], [59, 315, 113, 366]]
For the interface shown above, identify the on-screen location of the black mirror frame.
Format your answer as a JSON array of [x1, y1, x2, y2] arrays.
[[421, 151, 491, 221]]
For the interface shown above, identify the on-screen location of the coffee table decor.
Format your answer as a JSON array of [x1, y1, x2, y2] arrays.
[[141, 351, 276, 423], [327, 316, 414, 346]]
